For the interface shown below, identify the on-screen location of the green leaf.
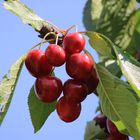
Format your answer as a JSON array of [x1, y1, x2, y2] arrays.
[[86, 31, 113, 58], [0, 55, 25, 124], [84, 120, 107, 140], [114, 47, 140, 98], [96, 64, 140, 139], [99, 59, 121, 77], [3, 0, 44, 31], [3, 0, 59, 32], [83, 0, 103, 31], [96, 0, 136, 50], [28, 86, 56, 133]]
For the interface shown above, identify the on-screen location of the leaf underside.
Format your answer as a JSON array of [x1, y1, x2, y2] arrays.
[[28, 86, 56, 133], [0, 55, 25, 125]]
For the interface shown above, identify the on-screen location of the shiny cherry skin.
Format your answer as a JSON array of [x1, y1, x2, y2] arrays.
[[63, 79, 88, 103], [35, 76, 62, 103], [56, 96, 81, 123], [84, 68, 99, 94], [66, 53, 93, 81], [63, 32, 85, 54], [45, 44, 66, 66], [25, 50, 53, 77], [106, 119, 128, 139]]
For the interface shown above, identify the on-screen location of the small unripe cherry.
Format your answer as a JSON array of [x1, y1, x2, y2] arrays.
[[63, 32, 85, 54], [56, 96, 81, 123], [25, 50, 53, 77], [63, 79, 88, 103], [66, 53, 93, 81], [34, 76, 62, 103], [84, 68, 99, 94], [45, 44, 66, 66]]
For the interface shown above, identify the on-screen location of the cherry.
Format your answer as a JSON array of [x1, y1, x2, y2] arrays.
[[84, 68, 99, 94], [25, 50, 53, 77], [45, 44, 66, 66], [34, 76, 62, 103], [106, 119, 128, 139], [56, 96, 81, 122], [66, 53, 93, 81], [63, 79, 88, 103], [107, 134, 128, 140], [63, 32, 85, 54], [94, 114, 107, 130], [106, 119, 119, 134]]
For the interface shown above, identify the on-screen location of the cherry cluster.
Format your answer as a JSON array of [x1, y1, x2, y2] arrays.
[[25, 32, 99, 122], [94, 114, 129, 140]]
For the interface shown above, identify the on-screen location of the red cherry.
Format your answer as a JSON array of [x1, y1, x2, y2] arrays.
[[66, 53, 93, 81], [35, 76, 62, 103], [106, 119, 119, 134], [107, 134, 128, 140], [25, 50, 53, 77], [63, 79, 88, 103], [45, 44, 66, 66], [106, 119, 128, 139], [63, 32, 85, 54], [94, 114, 107, 130], [56, 96, 81, 122], [84, 68, 99, 94]]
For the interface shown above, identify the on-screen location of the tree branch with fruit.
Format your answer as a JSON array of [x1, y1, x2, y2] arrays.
[[1, 0, 140, 140]]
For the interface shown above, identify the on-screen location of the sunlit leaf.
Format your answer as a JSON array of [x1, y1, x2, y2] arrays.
[[96, 64, 140, 139], [0, 55, 25, 124]]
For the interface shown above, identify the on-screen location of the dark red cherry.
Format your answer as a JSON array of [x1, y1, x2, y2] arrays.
[[107, 134, 128, 140], [94, 114, 107, 129], [106, 119, 128, 139], [66, 53, 93, 81], [45, 44, 66, 66], [63, 79, 88, 103], [35, 76, 62, 103], [84, 68, 99, 94], [56, 96, 81, 122], [63, 32, 85, 54], [25, 50, 53, 77], [106, 119, 119, 134]]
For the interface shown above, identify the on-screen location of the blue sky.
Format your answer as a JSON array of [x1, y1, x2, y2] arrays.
[[0, 0, 99, 140]]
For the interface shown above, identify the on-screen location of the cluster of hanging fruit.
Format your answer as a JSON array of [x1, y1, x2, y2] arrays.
[[25, 32, 99, 122]]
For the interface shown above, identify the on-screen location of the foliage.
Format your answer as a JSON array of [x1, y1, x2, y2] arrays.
[[1, 0, 140, 139]]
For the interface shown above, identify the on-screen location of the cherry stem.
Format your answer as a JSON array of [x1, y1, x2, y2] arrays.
[[39, 32, 57, 49], [55, 33, 60, 45], [65, 25, 77, 35]]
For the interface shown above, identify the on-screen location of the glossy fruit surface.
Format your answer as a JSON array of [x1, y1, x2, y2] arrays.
[[45, 44, 66, 66], [25, 50, 52, 77], [66, 53, 93, 81], [63, 79, 88, 103], [35, 76, 62, 102], [63, 32, 85, 54], [56, 96, 81, 122], [84, 68, 99, 94]]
